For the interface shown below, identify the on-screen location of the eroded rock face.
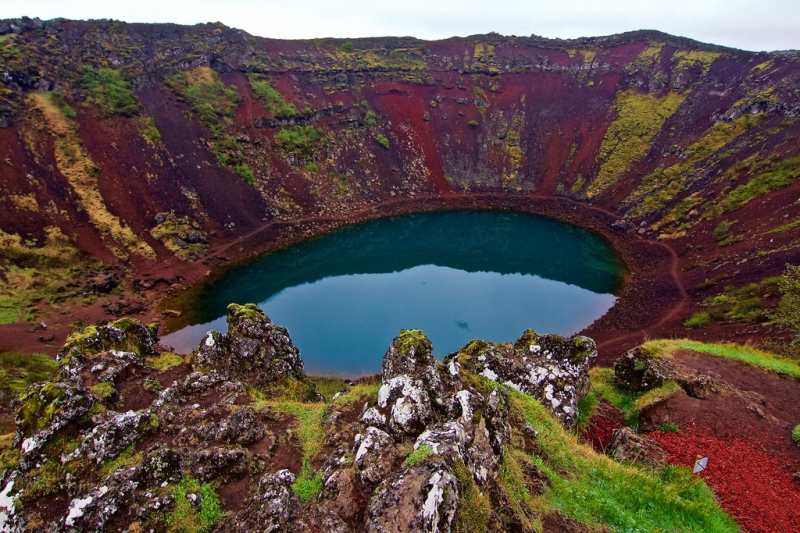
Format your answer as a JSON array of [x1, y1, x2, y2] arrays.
[[193, 303, 309, 390], [355, 427, 398, 485], [450, 329, 596, 428], [219, 470, 300, 532], [366, 461, 459, 533], [608, 427, 668, 466]]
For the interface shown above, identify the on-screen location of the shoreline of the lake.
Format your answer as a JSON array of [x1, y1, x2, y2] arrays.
[[150, 194, 682, 368]]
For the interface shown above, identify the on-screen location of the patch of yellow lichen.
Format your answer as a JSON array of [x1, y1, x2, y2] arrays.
[[672, 50, 723, 75], [29, 94, 155, 260], [624, 112, 764, 215], [625, 43, 664, 74], [0, 226, 87, 324], [183, 66, 215, 85], [9, 193, 39, 212], [502, 111, 526, 182], [586, 89, 685, 198]]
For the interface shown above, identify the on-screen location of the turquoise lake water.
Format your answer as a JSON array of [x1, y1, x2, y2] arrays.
[[161, 210, 623, 376]]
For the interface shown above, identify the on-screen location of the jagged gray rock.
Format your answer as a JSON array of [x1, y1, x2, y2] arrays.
[[376, 330, 447, 438], [450, 329, 596, 428], [355, 427, 398, 485], [218, 470, 300, 532], [366, 461, 459, 533], [80, 409, 154, 464], [193, 303, 308, 388]]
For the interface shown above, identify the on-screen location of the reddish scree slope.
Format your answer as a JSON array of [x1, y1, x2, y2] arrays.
[[1, 20, 800, 360]]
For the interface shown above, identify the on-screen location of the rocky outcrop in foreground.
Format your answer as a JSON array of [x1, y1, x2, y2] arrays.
[[0, 304, 595, 532]]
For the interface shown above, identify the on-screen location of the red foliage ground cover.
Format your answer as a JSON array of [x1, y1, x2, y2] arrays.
[[650, 425, 800, 533]]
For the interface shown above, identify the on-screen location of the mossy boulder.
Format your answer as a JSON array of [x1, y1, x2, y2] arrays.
[[193, 303, 312, 395], [57, 318, 159, 367], [613, 346, 674, 392], [376, 330, 447, 437]]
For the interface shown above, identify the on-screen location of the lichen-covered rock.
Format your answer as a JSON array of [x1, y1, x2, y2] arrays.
[[13, 382, 95, 470], [180, 447, 248, 483], [355, 427, 398, 485], [218, 470, 301, 532], [451, 329, 596, 428], [80, 409, 154, 464], [175, 405, 266, 447], [85, 349, 144, 385], [613, 347, 673, 392], [378, 374, 434, 438], [465, 418, 498, 484], [361, 406, 387, 428], [135, 448, 183, 486], [381, 330, 444, 408], [193, 303, 310, 391], [57, 318, 159, 367], [608, 427, 668, 466], [366, 461, 458, 533], [483, 388, 510, 456], [414, 422, 467, 461], [376, 330, 449, 438], [59, 466, 139, 531]]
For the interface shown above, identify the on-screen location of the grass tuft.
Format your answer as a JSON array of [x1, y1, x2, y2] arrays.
[[508, 388, 738, 532]]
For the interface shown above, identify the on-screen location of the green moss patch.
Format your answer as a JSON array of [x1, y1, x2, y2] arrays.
[[0, 351, 58, 398], [81, 67, 139, 116]]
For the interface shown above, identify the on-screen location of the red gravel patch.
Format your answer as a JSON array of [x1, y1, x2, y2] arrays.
[[651, 425, 800, 533], [580, 399, 626, 453]]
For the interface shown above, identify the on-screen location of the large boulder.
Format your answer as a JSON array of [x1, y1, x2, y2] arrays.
[[613, 347, 674, 392], [450, 329, 596, 429], [355, 427, 399, 486], [376, 330, 448, 438], [193, 303, 311, 393], [608, 427, 668, 466], [614, 347, 727, 399]]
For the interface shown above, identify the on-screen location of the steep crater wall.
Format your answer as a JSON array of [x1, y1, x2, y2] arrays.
[[1, 18, 800, 358]]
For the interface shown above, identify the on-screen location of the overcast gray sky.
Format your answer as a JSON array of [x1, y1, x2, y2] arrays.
[[4, 0, 798, 52]]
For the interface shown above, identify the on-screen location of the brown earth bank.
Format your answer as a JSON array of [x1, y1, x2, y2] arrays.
[[1, 18, 800, 367]]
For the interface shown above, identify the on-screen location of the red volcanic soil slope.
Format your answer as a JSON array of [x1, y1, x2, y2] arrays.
[[640, 350, 800, 533]]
